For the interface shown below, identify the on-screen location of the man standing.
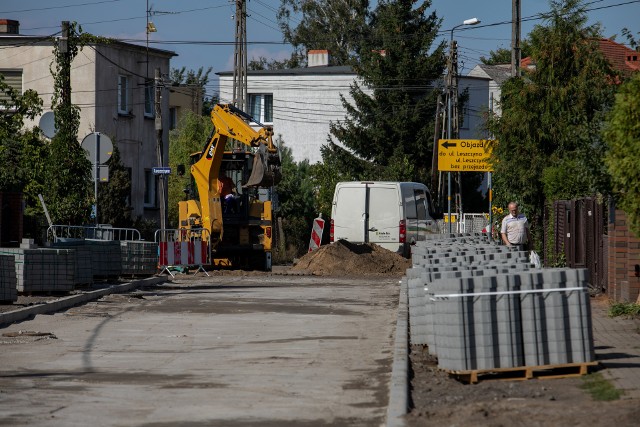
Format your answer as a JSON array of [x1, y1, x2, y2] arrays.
[[501, 202, 531, 251]]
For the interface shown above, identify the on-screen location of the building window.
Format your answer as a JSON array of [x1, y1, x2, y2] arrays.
[[169, 107, 178, 130], [248, 93, 273, 123], [144, 79, 154, 118], [0, 69, 22, 103], [118, 75, 130, 115], [144, 169, 156, 208]]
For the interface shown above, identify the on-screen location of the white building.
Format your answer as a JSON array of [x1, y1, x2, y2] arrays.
[[0, 19, 176, 222], [218, 51, 492, 164]]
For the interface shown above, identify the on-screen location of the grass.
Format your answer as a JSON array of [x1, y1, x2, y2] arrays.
[[580, 373, 623, 401], [608, 302, 640, 318]]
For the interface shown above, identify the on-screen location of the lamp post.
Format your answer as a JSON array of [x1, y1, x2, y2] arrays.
[[446, 17, 480, 233]]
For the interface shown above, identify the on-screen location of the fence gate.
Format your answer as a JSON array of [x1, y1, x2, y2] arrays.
[[552, 197, 606, 292]]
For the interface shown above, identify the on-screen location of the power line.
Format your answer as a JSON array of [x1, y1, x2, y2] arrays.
[[0, 0, 124, 14]]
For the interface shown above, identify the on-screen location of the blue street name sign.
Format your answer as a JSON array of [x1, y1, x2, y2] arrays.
[[152, 167, 172, 175]]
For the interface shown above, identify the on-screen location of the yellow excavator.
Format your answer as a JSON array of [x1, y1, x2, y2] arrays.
[[178, 103, 282, 270]]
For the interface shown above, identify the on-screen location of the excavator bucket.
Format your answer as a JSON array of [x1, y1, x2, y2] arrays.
[[244, 142, 282, 188]]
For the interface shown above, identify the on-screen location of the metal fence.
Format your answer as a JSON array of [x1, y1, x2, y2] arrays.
[[435, 213, 490, 234], [47, 224, 142, 243]]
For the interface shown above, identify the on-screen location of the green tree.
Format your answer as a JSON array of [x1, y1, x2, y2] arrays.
[[169, 66, 215, 116], [0, 74, 43, 193], [167, 111, 213, 227], [621, 28, 639, 51], [0, 74, 47, 231], [274, 140, 317, 257], [97, 145, 133, 227], [603, 72, 640, 237], [480, 40, 532, 65], [45, 22, 94, 225], [169, 66, 212, 86], [248, 54, 305, 71], [277, 0, 370, 66], [487, 0, 616, 241], [323, 0, 445, 186]]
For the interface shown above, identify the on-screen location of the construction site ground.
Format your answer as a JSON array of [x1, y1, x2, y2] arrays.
[[0, 241, 639, 426]]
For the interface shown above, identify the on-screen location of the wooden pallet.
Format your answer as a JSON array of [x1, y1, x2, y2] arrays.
[[447, 361, 599, 384]]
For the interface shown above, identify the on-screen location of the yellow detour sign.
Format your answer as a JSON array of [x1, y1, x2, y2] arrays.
[[438, 139, 495, 172]]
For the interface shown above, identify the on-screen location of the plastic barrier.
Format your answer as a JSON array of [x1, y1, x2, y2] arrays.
[[308, 215, 325, 252], [155, 229, 210, 277]]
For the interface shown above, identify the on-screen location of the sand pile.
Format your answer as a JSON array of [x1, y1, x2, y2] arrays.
[[291, 239, 412, 276]]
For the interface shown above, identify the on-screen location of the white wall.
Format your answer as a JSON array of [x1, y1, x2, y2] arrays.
[[219, 71, 365, 164]]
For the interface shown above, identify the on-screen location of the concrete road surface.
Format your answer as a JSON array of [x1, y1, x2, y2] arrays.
[[0, 274, 400, 426]]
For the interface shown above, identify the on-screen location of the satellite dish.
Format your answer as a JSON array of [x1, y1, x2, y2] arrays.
[[39, 111, 57, 139], [81, 132, 113, 164]]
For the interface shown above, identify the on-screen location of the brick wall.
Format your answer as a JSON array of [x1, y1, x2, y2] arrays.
[[607, 209, 640, 302]]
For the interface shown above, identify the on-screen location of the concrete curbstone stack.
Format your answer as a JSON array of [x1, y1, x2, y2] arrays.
[[403, 234, 595, 374]]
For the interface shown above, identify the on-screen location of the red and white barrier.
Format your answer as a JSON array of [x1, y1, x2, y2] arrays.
[[308, 215, 325, 252], [159, 241, 208, 267], [156, 228, 211, 276]]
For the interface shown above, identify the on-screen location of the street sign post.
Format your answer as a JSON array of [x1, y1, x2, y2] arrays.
[[437, 139, 495, 172], [81, 132, 113, 226]]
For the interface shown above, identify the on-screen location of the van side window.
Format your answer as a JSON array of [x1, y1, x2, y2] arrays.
[[403, 188, 417, 219], [415, 190, 427, 220]]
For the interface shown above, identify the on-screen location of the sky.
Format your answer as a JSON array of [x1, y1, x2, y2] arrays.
[[2, 0, 639, 98]]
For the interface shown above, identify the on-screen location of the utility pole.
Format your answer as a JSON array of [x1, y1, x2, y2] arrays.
[[431, 92, 442, 206], [233, 0, 247, 112], [155, 68, 167, 230], [511, 0, 521, 77], [60, 21, 71, 112]]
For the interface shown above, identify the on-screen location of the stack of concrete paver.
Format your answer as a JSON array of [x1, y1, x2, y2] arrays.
[[0, 254, 17, 302], [120, 241, 158, 277], [51, 239, 93, 286], [53, 239, 122, 279], [0, 246, 76, 293], [406, 233, 595, 373]]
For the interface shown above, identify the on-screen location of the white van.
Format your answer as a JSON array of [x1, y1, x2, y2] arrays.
[[330, 181, 439, 257]]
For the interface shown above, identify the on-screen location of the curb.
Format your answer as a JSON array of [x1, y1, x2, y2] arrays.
[[0, 276, 169, 327], [386, 278, 409, 427]]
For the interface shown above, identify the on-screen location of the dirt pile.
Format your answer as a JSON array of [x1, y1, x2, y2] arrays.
[[291, 239, 412, 277]]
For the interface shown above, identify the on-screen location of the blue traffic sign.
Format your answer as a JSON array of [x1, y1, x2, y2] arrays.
[[152, 167, 172, 175]]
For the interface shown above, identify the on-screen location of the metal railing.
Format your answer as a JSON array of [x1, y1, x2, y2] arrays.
[[154, 228, 211, 244], [435, 213, 489, 234], [47, 224, 142, 243]]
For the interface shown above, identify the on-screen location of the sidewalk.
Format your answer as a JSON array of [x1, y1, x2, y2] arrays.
[[591, 296, 640, 399]]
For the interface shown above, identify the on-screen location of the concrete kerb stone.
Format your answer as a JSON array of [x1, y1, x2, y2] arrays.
[[386, 278, 409, 427], [0, 276, 169, 327]]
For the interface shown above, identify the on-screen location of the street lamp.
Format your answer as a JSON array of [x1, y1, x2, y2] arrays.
[[446, 17, 480, 233]]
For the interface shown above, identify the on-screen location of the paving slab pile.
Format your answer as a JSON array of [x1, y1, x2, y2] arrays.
[[0, 247, 76, 293], [119, 241, 158, 277], [0, 254, 17, 302], [405, 233, 595, 372], [53, 239, 123, 279]]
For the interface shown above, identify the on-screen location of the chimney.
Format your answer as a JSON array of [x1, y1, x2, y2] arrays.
[[0, 19, 19, 35], [308, 50, 329, 67]]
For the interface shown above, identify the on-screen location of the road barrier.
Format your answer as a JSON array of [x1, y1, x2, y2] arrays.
[[308, 215, 325, 252], [155, 229, 210, 277]]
